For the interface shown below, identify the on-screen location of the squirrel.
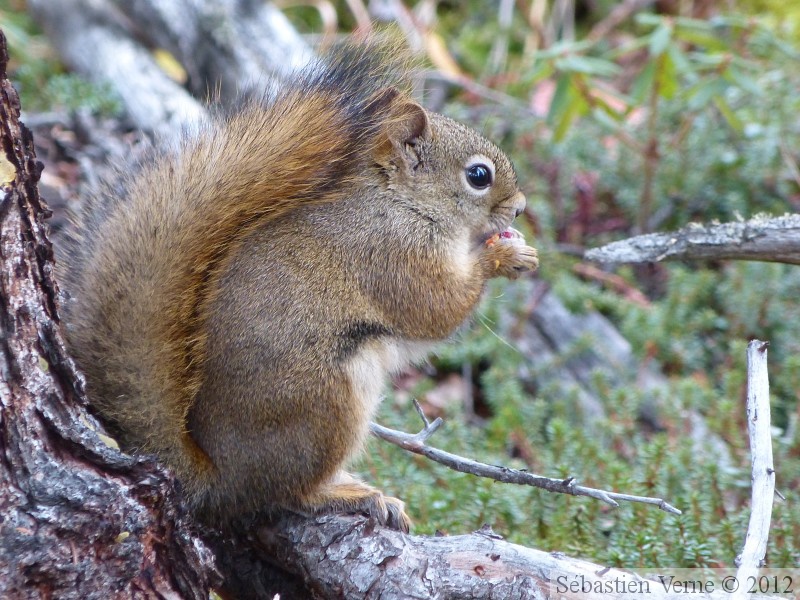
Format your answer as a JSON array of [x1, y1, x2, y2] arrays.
[[58, 40, 539, 531]]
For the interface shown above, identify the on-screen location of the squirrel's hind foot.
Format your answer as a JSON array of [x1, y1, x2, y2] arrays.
[[300, 471, 411, 533]]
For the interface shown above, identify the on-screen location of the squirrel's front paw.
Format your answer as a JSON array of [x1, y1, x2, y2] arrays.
[[482, 228, 539, 279]]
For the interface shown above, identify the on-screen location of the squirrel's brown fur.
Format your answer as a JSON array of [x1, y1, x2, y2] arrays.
[[60, 40, 538, 528]]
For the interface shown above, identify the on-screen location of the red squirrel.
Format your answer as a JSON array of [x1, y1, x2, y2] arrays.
[[60, 41, 538, 530]]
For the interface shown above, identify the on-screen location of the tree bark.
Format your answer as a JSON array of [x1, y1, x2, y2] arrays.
[[226, 513, 763, 600], [585, 214, 800, 266], [0, 29, 217, 598]]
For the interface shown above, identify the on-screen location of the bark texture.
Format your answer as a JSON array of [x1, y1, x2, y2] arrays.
[[0, 30, 217, 599], [585, 214, 800, 266]]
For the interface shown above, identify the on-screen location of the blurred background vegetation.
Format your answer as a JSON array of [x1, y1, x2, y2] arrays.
[[1, 0, 798, 569]]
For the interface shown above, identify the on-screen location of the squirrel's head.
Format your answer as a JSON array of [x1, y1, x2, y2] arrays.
[[373, 92, 525, 246]]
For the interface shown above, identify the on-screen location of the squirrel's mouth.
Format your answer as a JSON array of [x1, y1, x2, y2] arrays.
[[479, 192, 526, 246]]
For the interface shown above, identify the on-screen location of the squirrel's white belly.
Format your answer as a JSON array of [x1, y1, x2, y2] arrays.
[[345, 338, 435, 422]]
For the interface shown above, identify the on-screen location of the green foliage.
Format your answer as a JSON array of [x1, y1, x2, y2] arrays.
[[738, 0, 800, 36], [356, 270, 799, 567], [354, 4, 800, 569], [21, 70, 122, 115], [523, 16, 798, 232]]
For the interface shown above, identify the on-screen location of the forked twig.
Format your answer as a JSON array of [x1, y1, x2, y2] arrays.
[[370, 400, 681, 515]]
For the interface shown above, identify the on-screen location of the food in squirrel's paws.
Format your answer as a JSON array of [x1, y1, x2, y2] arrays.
[[485, 228, 524, 247]]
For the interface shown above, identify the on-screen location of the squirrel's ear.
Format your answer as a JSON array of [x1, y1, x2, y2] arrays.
[[373, 90, 431, 170]]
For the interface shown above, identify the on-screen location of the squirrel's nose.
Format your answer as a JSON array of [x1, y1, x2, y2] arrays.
[[510, 191, 526, 218]]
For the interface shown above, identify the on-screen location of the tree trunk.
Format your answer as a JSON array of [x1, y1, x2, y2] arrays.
[[0, 29, 217, 599]]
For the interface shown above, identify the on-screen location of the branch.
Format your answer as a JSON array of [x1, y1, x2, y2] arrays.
[[732, 340, 777, 600], [28, 0, 206, 137], [110, 0, 311, 100], [585, 214, 800, 266], [28, 0, 311, 135], [254, 512, 613, 599], [370, 401, 681, 515], [253, 510, 775, 600]]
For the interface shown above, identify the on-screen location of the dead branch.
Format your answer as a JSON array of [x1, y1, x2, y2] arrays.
[[371, 401, 681, 515], [253, 512, 768, 600], [732, 340, 777, 600], [110, 0, 311, 99], [28, 0, 310, 135], [253, 513, 570, 599], [585, 214, 800, 266], [27, 0, 205, 137]]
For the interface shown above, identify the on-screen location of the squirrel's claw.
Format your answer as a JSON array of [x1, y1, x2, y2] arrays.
[[382, 495, 411, 533]]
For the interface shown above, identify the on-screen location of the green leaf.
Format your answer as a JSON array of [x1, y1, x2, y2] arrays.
[[648, 23, 673, 57], [656, 53, 679, 100], [634, 13, 665, 27], [667, 44, 695, 82], [547, 74, 573, 124], [534, 39, 595, 60], [686, 52, 729, 68], [675, 28, 730, 52], [547, 75, 588, 142], [724, 64, 763, 96], [557, 94, 589, 141], [713, 96, 744, 133], [522, 60, 555, 86], [630, 60, 657, 104], [554, 54, 621, 77], [673, 16, 714, 32], [591, 106, 624, 131]]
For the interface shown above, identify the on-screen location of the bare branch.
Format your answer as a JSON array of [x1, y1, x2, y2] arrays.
[[253, 510, 779, 600], [585, 214, 800, 266], [370, 401, 681, 515], [111, 0, 311, 99], [28, 0, 206, 137], [732, 340, 777, 600]]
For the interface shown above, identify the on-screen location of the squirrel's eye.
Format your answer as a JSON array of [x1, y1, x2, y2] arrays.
[[466, 164, 492, 189]]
